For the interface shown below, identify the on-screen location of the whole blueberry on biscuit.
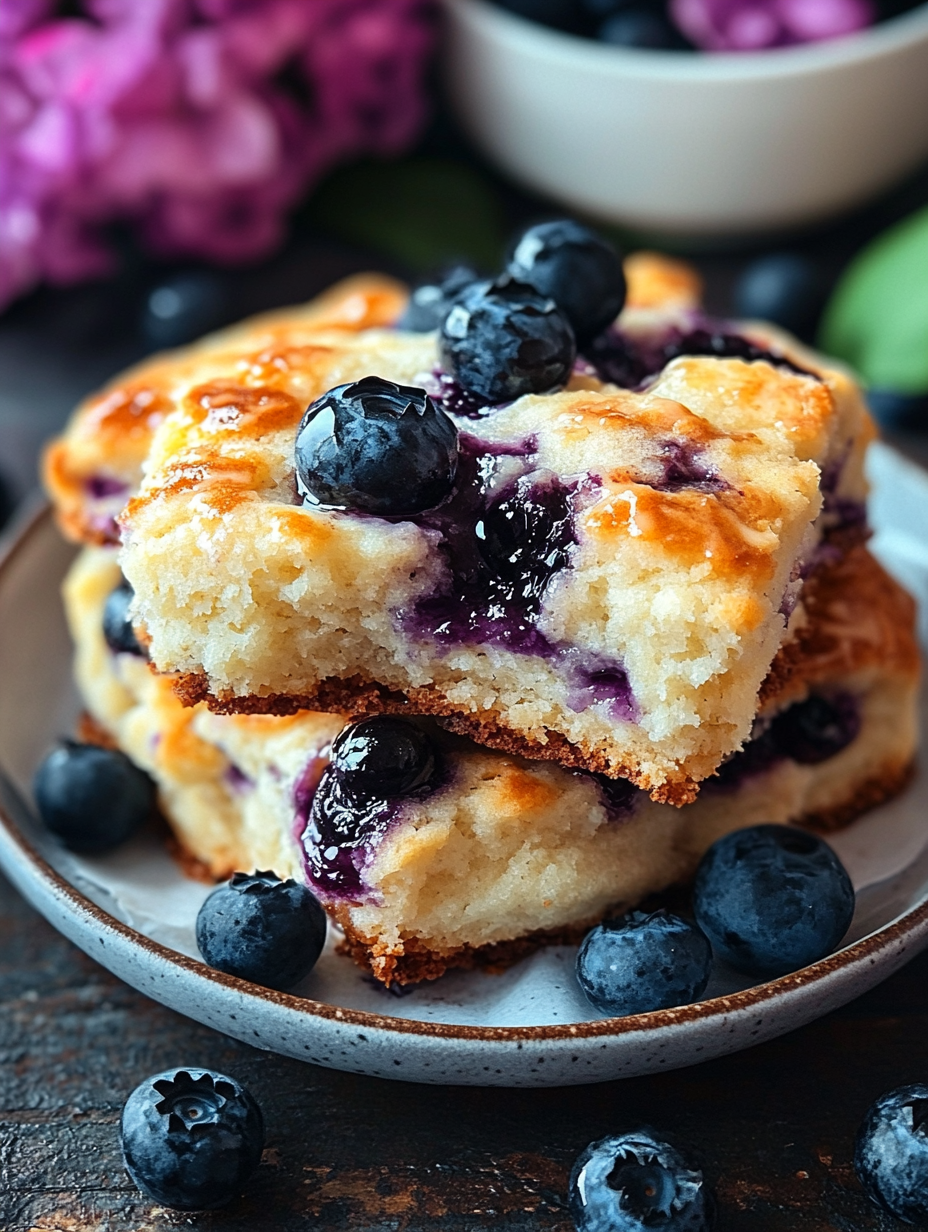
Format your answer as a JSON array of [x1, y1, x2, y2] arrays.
[[506, 219, 625, 345], [295, 376, 458, 516], [440, 275, 576, 404], [398, 264, 478, 332], [121, 1067, 264, 1210]]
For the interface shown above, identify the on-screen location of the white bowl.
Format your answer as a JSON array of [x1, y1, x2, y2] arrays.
[[441, 0, 928, 236]]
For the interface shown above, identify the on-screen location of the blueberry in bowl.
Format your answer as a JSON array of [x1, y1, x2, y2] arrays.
[[121, 1067, 264, 1210], [854, 1083, 928, 1224], [196, 871, 327, 991], [33, 739, 156, 855], [692, 824, 855, 978], [295, 375, 459, 516], [506, 219, 626, 345], [439, 274, 576, 404], [576, 911, 712, 1016], [569, 1128, 716, 1231]]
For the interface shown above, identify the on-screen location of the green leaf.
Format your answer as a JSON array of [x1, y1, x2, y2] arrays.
[[819, 205, 928, 394], [307, 157, 507, 274]]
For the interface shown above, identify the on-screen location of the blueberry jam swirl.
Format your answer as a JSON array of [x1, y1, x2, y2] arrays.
[[405, 434, 578, 655]]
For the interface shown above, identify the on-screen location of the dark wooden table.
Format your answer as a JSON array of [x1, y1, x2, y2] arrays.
[[4, 132, 928, 1231]]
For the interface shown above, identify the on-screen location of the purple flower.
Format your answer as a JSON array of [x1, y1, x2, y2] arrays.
[[0, 0, 435, 309], [671, 0, 874, 50]]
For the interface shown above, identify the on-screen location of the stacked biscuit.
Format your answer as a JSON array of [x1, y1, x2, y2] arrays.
[[44, 259, 920, 987]]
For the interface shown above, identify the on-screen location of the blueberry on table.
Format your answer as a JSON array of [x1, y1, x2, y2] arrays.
[[295, 376, 459, 516], [33, 740, 156, 855], [440, 275, 576, 404], [196, 871, 327, 991], [506, 219, 626, 345], [576, 911, 712, 1016], [692, 825, 855, 978], [733, 253, 821, 336], [855, 1084, 928, 1225], [569, 1129, 715, 1231], [102, 579, 147, 657], [121, 1067, 264, 1210], [330, 717, 436, 800], [398, 264, 478, 332]]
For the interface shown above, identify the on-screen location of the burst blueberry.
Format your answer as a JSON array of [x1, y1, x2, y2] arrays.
[[692, 824, 855, 978], [121, 1067, 264, 1210], [196, 871, 327, 991], [770, 692, 860, 764], [477, 473, 576, 603], [331, 717, 436, 800], [569, 1129, 716, 1232], [33, 740, 156, 855], [295, 376, 458, 516], [854, 1084, 928, 1225], [103, 579, 147, 657], [576, 911, 712, 1017], [506, 220, 625, 345], [398, 264, 478, 332], [440, 275, 576, 404]]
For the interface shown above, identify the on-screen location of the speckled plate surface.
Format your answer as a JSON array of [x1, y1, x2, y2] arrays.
[[2, 442, 928, 1088]]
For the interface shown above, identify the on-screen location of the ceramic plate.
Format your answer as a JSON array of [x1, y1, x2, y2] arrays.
[[2, 442, 928, 1088]]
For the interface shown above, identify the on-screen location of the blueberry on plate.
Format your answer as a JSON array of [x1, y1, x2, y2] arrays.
[[295, 375, 458, 516], [196, 871, 327, 991], [577, 911, 712, 1016], [692, 824, 855, 978], [33, 740, 156, 855], [330, 717, 436, 800], [398, 264, 478, 332], [121, 1067, 264, 1210], [506, 220, 625, 345], [855, 1084, 928, 1225], [440, 274, 576, 404], [103, 578, 147, 657], [569, 1129, 715, 1232], [732, 253, 821, 337]]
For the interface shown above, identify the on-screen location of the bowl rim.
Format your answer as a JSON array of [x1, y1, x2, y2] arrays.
[[445, 0, 928, 81], [4, 503, 928, 1047]]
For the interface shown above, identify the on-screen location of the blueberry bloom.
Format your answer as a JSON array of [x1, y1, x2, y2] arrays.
[[670, 0, 874, 51], [0, 0, 434, 308]]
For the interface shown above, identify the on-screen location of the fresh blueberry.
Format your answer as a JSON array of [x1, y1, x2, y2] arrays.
[[693, 825, 855, 978], [398, 264, 478, 332], [440, 275, 576, 404], [598, 9, 689, 46], [576, 911, 712, 1017], [506, 220, 626, 345], [196, 871, 327, 991], [854, 1084, 928, 1224], [141, 271, 226, 349], [121, 1067, 264, 1210], [867, 389, 928, 429], [331, 717, 435, 800], [295, 376, 458, 516], [770, 693, 860, 764], [33, 740, 156, 855], [103, 579, 147, 657], [569, 1129, 716, 1232], [733, 253, 821, 337]]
